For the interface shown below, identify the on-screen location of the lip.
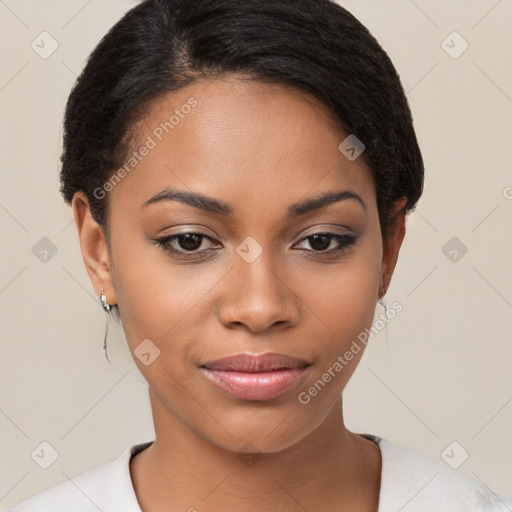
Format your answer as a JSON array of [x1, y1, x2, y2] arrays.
[[201, 352, 311, 372], [199, 352, 312, 401]]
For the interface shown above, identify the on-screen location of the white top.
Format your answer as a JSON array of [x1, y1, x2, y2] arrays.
[[9, 434, 512, 512]]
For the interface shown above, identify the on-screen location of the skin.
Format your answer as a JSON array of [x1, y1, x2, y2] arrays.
[[72, 75, 407, 512]]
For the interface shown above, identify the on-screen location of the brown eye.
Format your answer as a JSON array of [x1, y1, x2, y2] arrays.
[[173, 233, 204, 251], [294, 233, 358, 256], [153, 232, 220, 258]]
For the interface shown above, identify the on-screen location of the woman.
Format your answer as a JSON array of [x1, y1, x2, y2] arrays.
[[9, 0, 512, 510]]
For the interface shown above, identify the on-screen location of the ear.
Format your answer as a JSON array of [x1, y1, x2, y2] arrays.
[[72, 191, 117, 307], [380, 197, 408, 298]]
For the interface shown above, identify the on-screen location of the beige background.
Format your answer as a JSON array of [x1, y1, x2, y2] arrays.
[[1, 0, 511, 508]]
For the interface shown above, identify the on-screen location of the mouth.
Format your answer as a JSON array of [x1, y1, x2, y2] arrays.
[[200, 352, 311, 372], [199, 352, 312, 401]]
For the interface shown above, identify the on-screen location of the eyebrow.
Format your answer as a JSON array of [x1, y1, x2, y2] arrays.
[[142, 187, 367, 216]]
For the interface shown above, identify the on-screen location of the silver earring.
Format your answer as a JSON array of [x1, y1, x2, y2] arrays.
[[378, 281, 387, 315], [100, 289, 114, 365], [100, 288, 111, 313], [99, 289, 113, 366], [100, 288, 112, 365]]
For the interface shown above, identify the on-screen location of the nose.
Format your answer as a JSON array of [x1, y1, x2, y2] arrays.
[[218, 252, 300, 333]]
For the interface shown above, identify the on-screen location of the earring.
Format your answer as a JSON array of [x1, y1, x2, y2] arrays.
[[100, 288, 111, 313], [378, 281, 387, 315], [100, 288, 113, 366]]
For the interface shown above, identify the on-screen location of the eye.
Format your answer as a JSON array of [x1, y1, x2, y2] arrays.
[[152, 232, 220, 259], [293, 232, 358, 256]]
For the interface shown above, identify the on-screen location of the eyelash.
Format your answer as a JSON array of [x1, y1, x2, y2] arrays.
[[152, 231, 358, 260]]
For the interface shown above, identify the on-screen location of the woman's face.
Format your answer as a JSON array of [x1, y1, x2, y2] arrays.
[[77, 76, 405, 452]]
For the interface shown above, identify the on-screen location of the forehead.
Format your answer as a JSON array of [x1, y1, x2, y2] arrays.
[[109, 76, 376, 220]]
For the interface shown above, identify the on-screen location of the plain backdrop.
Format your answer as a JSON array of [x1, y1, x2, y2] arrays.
[[1, 0, 511, 508]]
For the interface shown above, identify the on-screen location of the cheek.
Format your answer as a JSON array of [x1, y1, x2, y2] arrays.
[[109, 225, 228, 365], [292, 233, 382, 392], [301, 238, 382, 338]]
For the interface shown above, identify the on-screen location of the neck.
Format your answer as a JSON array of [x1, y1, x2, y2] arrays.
[[130, 388, 381, 512]]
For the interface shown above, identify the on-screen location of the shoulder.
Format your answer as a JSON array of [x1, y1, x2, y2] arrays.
[[8, 441, 153, 512], [370, 434, 512, 512]]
